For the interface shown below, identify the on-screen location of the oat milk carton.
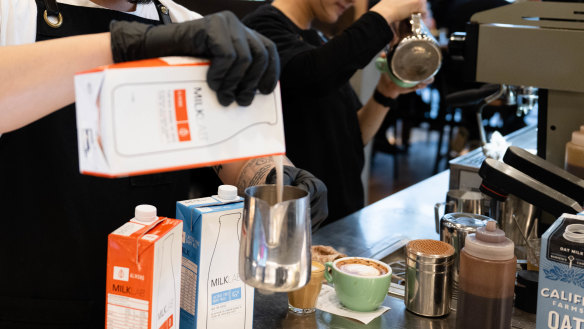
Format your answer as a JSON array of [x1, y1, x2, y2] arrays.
[[537, 213, 584, 329], [176, 185, 253, 329], [106, 205, 183, 329]]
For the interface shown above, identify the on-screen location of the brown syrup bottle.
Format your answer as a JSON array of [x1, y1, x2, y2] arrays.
[[455, 220, 516, 329]]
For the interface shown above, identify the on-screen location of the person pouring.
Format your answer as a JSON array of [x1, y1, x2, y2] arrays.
[[243, 0, 433, 226], [0, 1, 327, 328]]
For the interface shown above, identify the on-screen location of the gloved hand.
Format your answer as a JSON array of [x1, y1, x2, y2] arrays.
[[266, 165, 328, 231], [110, 11, 280, 106]]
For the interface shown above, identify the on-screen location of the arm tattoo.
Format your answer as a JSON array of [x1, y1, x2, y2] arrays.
[[236, 157, 274, 192]]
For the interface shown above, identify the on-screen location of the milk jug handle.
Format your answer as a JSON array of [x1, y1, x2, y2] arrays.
[[434, 202, 444, 234], [410, 13, 423, 36]]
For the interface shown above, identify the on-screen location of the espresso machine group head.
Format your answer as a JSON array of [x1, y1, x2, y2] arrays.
[[450, 1, 584, 167]]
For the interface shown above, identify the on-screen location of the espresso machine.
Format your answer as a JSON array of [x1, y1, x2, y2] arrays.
[[451, 1, 584, 167], [441, 2, 584, 261]]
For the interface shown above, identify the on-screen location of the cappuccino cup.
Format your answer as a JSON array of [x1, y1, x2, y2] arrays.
[[324, 257, 391, 312]]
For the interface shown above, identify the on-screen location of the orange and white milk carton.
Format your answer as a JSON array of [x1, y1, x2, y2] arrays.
[[74, 56, 285, 178], [106, 205, 183, 329]]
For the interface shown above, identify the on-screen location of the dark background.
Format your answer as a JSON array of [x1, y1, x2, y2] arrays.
[[173, 0, 359, 37], [174, 0, 269, 18]]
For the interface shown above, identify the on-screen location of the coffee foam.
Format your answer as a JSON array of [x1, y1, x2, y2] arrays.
[[339, 263, 381, 277]]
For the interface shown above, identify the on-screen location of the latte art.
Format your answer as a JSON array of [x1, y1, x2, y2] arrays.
[[336, 259, 388, 277], [325, 257, 392, 312], [339, 263, 381, 277]]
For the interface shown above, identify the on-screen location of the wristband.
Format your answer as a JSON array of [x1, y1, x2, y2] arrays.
[[373, 89, 398, 108]]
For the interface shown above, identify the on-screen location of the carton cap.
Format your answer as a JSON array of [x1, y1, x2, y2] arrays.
[[464, 220, 515, 260], [218, 185, 238, 200], [134, 204, 157, 223]]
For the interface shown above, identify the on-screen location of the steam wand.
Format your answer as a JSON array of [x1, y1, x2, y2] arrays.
[[445, 84, 507, 146]]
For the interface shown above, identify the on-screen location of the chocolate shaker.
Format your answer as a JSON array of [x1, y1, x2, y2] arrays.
[[404, 239, 455, 317], [456, 220, 516, 329]]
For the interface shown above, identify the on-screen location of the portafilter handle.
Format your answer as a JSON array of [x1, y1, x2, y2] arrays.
[[503, 146, 584, 205], [478, 158, 582, 218]]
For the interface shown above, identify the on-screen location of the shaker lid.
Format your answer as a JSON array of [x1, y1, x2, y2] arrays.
[[464, 220, 515, 260], [406, 239, 455, 264]]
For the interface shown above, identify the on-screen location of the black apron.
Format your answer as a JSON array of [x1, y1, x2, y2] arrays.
[[0, 2, 192, 328]]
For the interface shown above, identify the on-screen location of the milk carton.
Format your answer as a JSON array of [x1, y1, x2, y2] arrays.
[[106, 205, 183, 329], [536, 213, 584, 329], [176, 185, 253, 329], [74, 56, 285, 178]]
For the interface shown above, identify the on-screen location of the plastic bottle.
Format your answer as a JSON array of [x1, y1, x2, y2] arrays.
[[565, 125, 584, 179], [455, 220, 516, 329]]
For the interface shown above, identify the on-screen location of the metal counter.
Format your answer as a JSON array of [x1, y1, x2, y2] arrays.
[[252, 170, 537, 328]]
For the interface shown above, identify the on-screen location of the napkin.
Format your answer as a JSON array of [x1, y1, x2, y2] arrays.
[[315, 284, 390, 324], [482, 131, 511, 160]]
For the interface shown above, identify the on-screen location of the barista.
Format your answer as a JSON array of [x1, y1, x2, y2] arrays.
[[243, 0, 432, 225], [0, 1, 326, 328]]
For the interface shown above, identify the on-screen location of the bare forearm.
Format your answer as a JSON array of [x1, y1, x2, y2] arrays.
[[0, 32, 113, 133], [360, 61, 433, 144], [358, 97, 391, 145]]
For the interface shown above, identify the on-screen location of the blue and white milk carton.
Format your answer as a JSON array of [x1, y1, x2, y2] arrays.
[[537, 213, 584, 329], [176, 185, 253, 329]]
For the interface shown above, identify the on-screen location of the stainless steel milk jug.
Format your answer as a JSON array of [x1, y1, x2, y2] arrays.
[[384, 13, 442, 87], [239, 185, 312, 292], [434, 189, 489, 233]]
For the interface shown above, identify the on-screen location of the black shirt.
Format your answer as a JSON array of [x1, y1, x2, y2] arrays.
[[0, 2, 195, 327], [244, 6, 393, 224]]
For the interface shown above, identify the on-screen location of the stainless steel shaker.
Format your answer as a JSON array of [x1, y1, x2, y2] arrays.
[[404, 239, 455, 317], [437, 213, 489, 310], [239, 185, 312, 292]]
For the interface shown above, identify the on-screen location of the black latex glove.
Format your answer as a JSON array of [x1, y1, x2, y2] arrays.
[[266, 165, 329, 231], [109, 11, 280, 106]]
